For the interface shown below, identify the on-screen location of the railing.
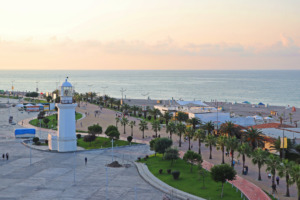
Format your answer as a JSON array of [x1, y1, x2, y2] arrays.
[[61, 100, 73, 104]]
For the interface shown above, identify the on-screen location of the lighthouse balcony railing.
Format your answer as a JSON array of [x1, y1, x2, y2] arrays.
[[60, 100, 73, 104]]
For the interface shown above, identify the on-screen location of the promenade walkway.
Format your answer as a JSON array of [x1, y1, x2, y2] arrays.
[[20, 101, 298, 199]]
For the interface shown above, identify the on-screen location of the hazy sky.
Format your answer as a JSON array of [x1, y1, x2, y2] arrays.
[[0, 0, 300, 70]]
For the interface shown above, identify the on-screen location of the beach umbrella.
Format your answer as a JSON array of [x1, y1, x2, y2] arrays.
[[16, 104, 24, 107], [242, 101, 251, 104], [258, 102, 265, 106]]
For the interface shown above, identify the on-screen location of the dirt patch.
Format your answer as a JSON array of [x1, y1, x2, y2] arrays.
[[107, 161, 123, 168]]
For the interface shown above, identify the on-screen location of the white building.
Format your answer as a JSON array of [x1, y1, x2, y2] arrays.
[[48, 78, 77, 152]]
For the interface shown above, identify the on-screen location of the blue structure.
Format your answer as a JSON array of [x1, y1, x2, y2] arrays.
[[14, 129, 36, 138]]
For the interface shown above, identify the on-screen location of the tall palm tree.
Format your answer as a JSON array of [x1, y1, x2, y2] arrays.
[[108, 97, 115, 108], [237, 143, 251, 170], [226, 136, 239, 167], [115, 117, 120, 127], [194, 128, 206, 155], [245, 127, 264, 150], [120, 117, 129, 134], [251, 148, 269, 180], [131, 105, 139, 116], [122, 103, 131, 113], [184, 127, 194, 150], [129, 121, 136, 137], [188, 117, 201, 131], [266, 154, 281, 185], [203, 121, 214, 135], [290, 162, 300, 200], [162, 111, 172, 133], [151, 120, 161, 138], [176, 122, 186, 147], [150, 108, 161, 120], [216, 135, 228, 164], [278, 159, 295, 197], [220, 121, 235, 137], [89, 92, 97, 103], [84, 92, 89, 102], [115, 99, 121, 110], [139, 120, 148, 139], [167, 121, 176, 140], [204, 134, 216, 159]]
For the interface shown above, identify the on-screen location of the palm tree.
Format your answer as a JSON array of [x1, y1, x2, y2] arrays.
[[251, 148, 269, 180], [194, 128, 206, 155], [237, 143, 251, 171], [122, 103, 131, 113], [139, 120, 148, 139], [244, 127, 264, 150], [216, 135, 228, 164], [151, 120, 161, 138], [278, 159, 295, 197], [167, 121, 176, 140], [266, 154, 281, 185], [150, 108, 161, 120], [220, 121, 235, 137], [115, 117, 120, 127], [131, 105, 139, 116], [108, 97, 115, 108], [115, 99, 121, 110], [84, 92, 89, 102], [176, 122, 186, 147], [204, 134, 216, 159], [188, 117, 201, 131], [89, 92, 97, 103], [185, 127, 194, 150], [120, 117, 129, 134], [226, 136, 239, 167], [290, 162, 300, 200], [129, 121, 136, 137], [176, 111, 189, 123], [162, 111, 172, 133], [203, 121, 214, 135]]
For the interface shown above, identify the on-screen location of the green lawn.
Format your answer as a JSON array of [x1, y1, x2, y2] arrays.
[[24, 98, 48, 103], [140, 154, 242, 200], [0, 95, 20, 99], [77, 136, 137, 149], [29, 112, 82, 129]]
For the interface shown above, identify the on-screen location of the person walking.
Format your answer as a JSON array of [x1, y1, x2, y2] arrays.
[[276, 176, 280, 185], [85, 157, 87, 165], [6, 153, 9, 160]]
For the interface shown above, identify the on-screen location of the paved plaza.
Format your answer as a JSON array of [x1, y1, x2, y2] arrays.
[[0, 99, 170, 200]]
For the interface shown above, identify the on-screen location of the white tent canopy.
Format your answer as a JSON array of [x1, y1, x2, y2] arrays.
[[176, 100, 208, 107]]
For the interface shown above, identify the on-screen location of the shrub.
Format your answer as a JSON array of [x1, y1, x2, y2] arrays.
[[147, 116, 152, 120], [45, 140, 48, 145], [167, 169, 171, 174], [32, 137, 39, 144], [88, 124, 102, 136], [145, 155, 149, 159], [36, 141, 41, 145], [172, 171, 180, 180], [83, 135, 96, 142], [138, 113, 142, 117], [159, 169, 163, 174], [138, 157, 141, 161], [150, 138, 160, 151], [127, 136, 133, 143], [76, 134, 82, 139]]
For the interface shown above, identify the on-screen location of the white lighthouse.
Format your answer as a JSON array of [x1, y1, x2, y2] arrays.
[[48, 78, 77, 152]]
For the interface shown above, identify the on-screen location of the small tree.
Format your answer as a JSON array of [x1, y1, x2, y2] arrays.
[[88, 124, 103, 136], [164, 148, 179, 166], [183, 150, 203, 172], [43, 118, 50, 128], [105, 125, 120, 140], [251, 148, 269, 181], [211, 164, 237, 198], [150, 138, 160, 155], [139, 120, 148, 139], [154, 138, 173, 156], [127, 136, 133, 143]]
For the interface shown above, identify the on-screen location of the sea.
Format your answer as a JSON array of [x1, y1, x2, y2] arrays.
[[0, 70, 299, 107]]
